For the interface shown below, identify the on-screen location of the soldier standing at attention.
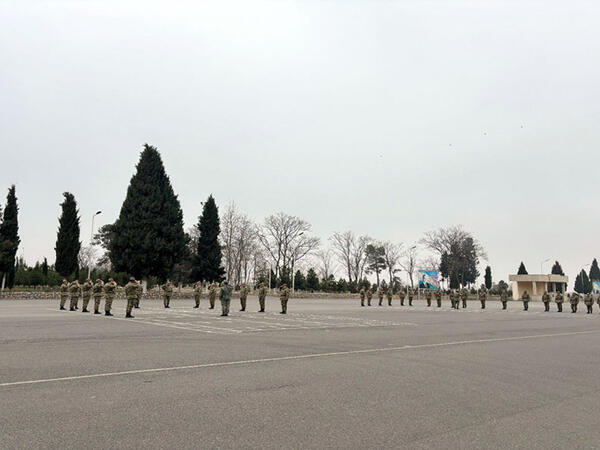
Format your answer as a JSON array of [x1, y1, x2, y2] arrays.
[[425, 289, 432, 307], [208, 282, 218, 309], [193, 281, 203, 308], [541, 290, 551, 312], [460, 288, 468, 309], [407, 287, 414, 306], [570, 293, 580, 313], [279, 283, 290, 314], [134, 280, 142, 309], [239, 283, 249, 312], [219, 281, 233, 317], [81, 279, 93, 313], [555, 291, 564, 312], [479, 286, 487, 309], [93, 279, 104, 315], [162, 280, 174, 308], [449, 289, 456, 309], [386, 287, 393, 306], [500, 288, 508, 310], [124, 277, 138, 318], [366, 287, 373, 306], [359, 287, 366, 307], [104, 278, 117, 316], [521, 290, 530, 311], [584, 293, 593, 314], [435, 289, 442, 308], [69, 280, 81, 311], [377, 286, 384, 306], [596, 294, 600, 313], [398, 288, 405, 306], [258, 282, 267, 312], [59, 279, 69, 310]]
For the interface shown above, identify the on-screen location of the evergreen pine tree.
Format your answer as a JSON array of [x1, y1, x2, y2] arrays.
[[484, 266, 492, 289], [54, 192, 80, 278], [294, 270, 306, 291], [0, 185, 19, 289], [306, 268, 319, 291], [42, 257, 49, 279], [589, 258, 600, 281], [517, 262, 528, 275], [108, 145, 187, 281], [191, 195, 224, 282]]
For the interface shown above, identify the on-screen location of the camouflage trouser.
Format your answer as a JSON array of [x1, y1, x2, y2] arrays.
[[105, 296, 114, 313], [360, 296, 365, 306], [135, 296, 141, 308], [543, 302, 550, 312], [220, 298, 230, 316], [378, 295, 383, 306], [69, 296, 80, 310], [209, 295, 216, 309], [556, 303, 562, 312], [367, 297, 372, 306], [426, 298, 431, 307], [281, 299, 288, 314], [258, 295, 266, 312], [436, 298, 442, 307], [194, 294, 201, 307], [408, 297, 413, 306], [480, 300, 486, 309], [502, 301, 507, 310], [163, 295, 171, 308], [462, 299, 467, 308], [126, 298, 135, 315], [523, 301, 529, 311], [387, 297, 392, 306], [94, 296, 103, 312], [60, 295, 69, 309], [587, 305, 593, 314], [82, 296, 91, 311], [240, 296, 247, 311], [571, 304, 577, 313]]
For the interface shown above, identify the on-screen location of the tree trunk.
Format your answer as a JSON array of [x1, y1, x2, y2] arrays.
[[1, 273, 5, 291], [142, 278, 148, 294]]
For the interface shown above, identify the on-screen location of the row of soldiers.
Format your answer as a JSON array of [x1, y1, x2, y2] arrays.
[[358, 286, 600, 313], [59, 279, 292, 318]]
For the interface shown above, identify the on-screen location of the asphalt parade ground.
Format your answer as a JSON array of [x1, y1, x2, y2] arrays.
[[2, 297, 600, 449]]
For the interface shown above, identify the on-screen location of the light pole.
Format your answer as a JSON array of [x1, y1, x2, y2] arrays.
[[87, 211, 102, 279], [291, 232, 304, 293], [540, 258, 550, 274]]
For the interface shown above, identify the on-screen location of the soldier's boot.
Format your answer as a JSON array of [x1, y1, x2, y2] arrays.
[[105, 311, 113, 316], [94, 309, 100, 314], [378, 299, 382, 306], [126, 313, 134, 318], [409, 299, 413, 306], [400, 300, 404, 306], [361, 300, 364, 307], [427, 300, 431, 307], [388, 299, 392, 306], [367, 300, 371, 306], [240, 299, 246, 312], [481, 301, 486, 309], [60, 304, 66, 310]]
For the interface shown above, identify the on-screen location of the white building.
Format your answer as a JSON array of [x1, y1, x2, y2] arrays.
[[508, 274, 569, 300]]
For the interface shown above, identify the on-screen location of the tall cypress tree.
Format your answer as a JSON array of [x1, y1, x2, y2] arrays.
[[55, 192, 81, 278], [0, 185, 20, 289], [574, 270, 591, 294], [484, 266, 492, 289], [192, 195, 224, 282], [517, 262, 528, 275], [589, 259, 600, 281], [108, 144, 187, 281]]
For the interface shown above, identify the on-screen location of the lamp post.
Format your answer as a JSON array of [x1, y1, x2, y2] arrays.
[[291, 232, 304, 293], [87, 211, 102, 279], [540, 258, 550, 274]]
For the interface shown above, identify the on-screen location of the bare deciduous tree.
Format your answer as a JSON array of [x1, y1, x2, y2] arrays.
[[382, 241, 402, 285], [314, 248, 337, 281], [330, 231, 371, 284], [399, 244, 419, 288]]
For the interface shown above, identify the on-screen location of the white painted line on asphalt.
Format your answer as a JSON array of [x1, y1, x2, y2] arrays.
[[3, 328, 600, 388]]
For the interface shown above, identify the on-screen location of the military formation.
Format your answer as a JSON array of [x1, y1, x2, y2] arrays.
[[58, 279, 291, 318], [358, 285, 600, 314]]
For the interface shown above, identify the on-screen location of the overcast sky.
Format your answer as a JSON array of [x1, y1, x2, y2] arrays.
[[1, 0, 599, 286]]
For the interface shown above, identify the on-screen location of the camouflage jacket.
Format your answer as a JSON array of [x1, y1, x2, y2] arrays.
[[570, 294, 580, 305], [93, 282, 104, 296], [60, 283, 69, 296], [434, 290, 442, 300], [500, 291, 508, 301], [584, 294, 594, 306], [240, 286, 249, 299], [209, 285, 218, 299], [162, 283, 174, 295], [460, 289, 468, 300], [104, 282, 117, 298], [193, 283, 203, 295], [478, 289, 487, 300], [359, 289, 365, 300], [219, 285, 233, 301], [425, 290, 432, 300], [125, 282, 138, 300], [280, 288, 290, 302], [81, 281, 93, 299], [522, 292, 531, 302], [69, 282, 81, 297], [258, 286, 267, 299], [366, 289, 373, 299], [541, 293, 550, 303], [554, 293, 563, 303]]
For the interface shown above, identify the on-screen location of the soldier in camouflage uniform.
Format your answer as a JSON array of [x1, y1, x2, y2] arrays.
[[500, 288, 508, 310], [584, 293, 594, 314], [93, 279, 104, 314], [59, 279, 69, 310], [280, 283, 290, 314], [435, 289, 442, 308], [193, 281, 203, 308], [124, 277, 138, 318], [386, 287, 393, 306], [478, 286, 487, 309], [366, 287, 373, 306], [541, 290, 551, 312], [208, 282, 218, 309], [161, 280, 174, 308], [104, 278, 117, 316], [134, 280, 142, 308], [359, 287, 366, 307], [377, 286, 384, 306], [425, 289, 432, 307], [239, 283, 250, 312], [570, 293, 580, 313], [460, 288, 468, 308], [69, 280, 81, 311], [521, 290, 530, 311], [219, 281, 233, 316], [555, 291, 564, 312], [81, 279, 93, 313], [258, 282, 267, 312], [449, 289, 456, 309], [398, 288, 406, 306], [407, 287, 414, 306]]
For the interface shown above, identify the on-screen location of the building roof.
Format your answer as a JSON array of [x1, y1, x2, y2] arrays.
[[508, 274, 568, 282]]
